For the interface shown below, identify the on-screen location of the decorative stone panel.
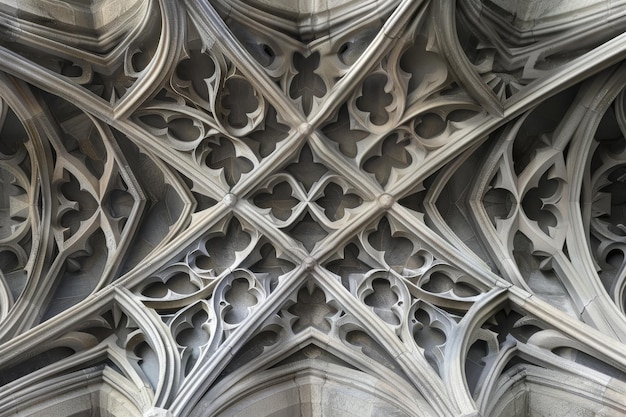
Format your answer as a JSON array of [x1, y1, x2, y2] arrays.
[[0, 1, 626, 416]]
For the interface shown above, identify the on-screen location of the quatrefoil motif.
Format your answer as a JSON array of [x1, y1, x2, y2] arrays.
[[2, 2, 626, 417]]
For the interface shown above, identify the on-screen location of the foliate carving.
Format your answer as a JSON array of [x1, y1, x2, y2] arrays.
[[1, 1, 626, 417]]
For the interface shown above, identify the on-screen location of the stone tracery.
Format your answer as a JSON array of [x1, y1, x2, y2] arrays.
[[1, 0, 626, 416]]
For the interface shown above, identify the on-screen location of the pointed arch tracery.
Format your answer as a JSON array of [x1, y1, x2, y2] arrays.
[[0, 1, 626, 416]]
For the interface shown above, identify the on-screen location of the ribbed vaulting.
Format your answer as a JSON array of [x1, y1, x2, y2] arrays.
[[1, 1, 626, 416]]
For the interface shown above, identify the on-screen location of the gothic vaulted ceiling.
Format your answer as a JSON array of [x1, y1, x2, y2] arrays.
[[1, 0, 626, 416]]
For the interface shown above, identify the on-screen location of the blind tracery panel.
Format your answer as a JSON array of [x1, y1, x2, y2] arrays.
[[0, 0, 626, 416]]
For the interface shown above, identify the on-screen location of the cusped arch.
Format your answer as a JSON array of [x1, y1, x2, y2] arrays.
[[1, 1, 626, 416]]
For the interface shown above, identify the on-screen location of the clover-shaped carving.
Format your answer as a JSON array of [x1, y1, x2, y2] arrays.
[[288, 211, 329, 252], [214, 270, 265, 335], [219, 74, 265, 136], [253, 181, 299, 221], [138, 111, 207, 151], [322, 105, 369, 158], [206, 136, 254, 187], [356, 74, 393, 126], [289, 52, 326, 115], [522, 170, 561, 236], [170, 301, 214, 375], [140, 264, 202, 299], [419, 267, 480, 298], [360, 274, 408, 329], [245, 242, 296, 293], [175, 46, 216, 101], [366, 216, 426, 273], [288, 284, 337, 334], [222, 276, 260, 325], [315, 182, 362, 221], [363, 132, 413, 187], [286, 144, 327, 192], [324, 242, 373, 290], [411, 304, 448, 373], [191, 217, 253, 276]]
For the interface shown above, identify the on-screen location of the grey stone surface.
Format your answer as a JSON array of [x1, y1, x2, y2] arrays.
[[0, 0, 625, 416]]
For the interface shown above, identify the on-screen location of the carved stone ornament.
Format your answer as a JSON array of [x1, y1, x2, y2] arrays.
[[2, 0, 626, 416]]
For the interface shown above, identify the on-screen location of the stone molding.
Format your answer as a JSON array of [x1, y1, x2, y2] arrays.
[[0, 0, 625, 416]]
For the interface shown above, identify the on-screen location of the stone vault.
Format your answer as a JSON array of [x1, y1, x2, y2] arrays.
[[0, 0, 626, 416]]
